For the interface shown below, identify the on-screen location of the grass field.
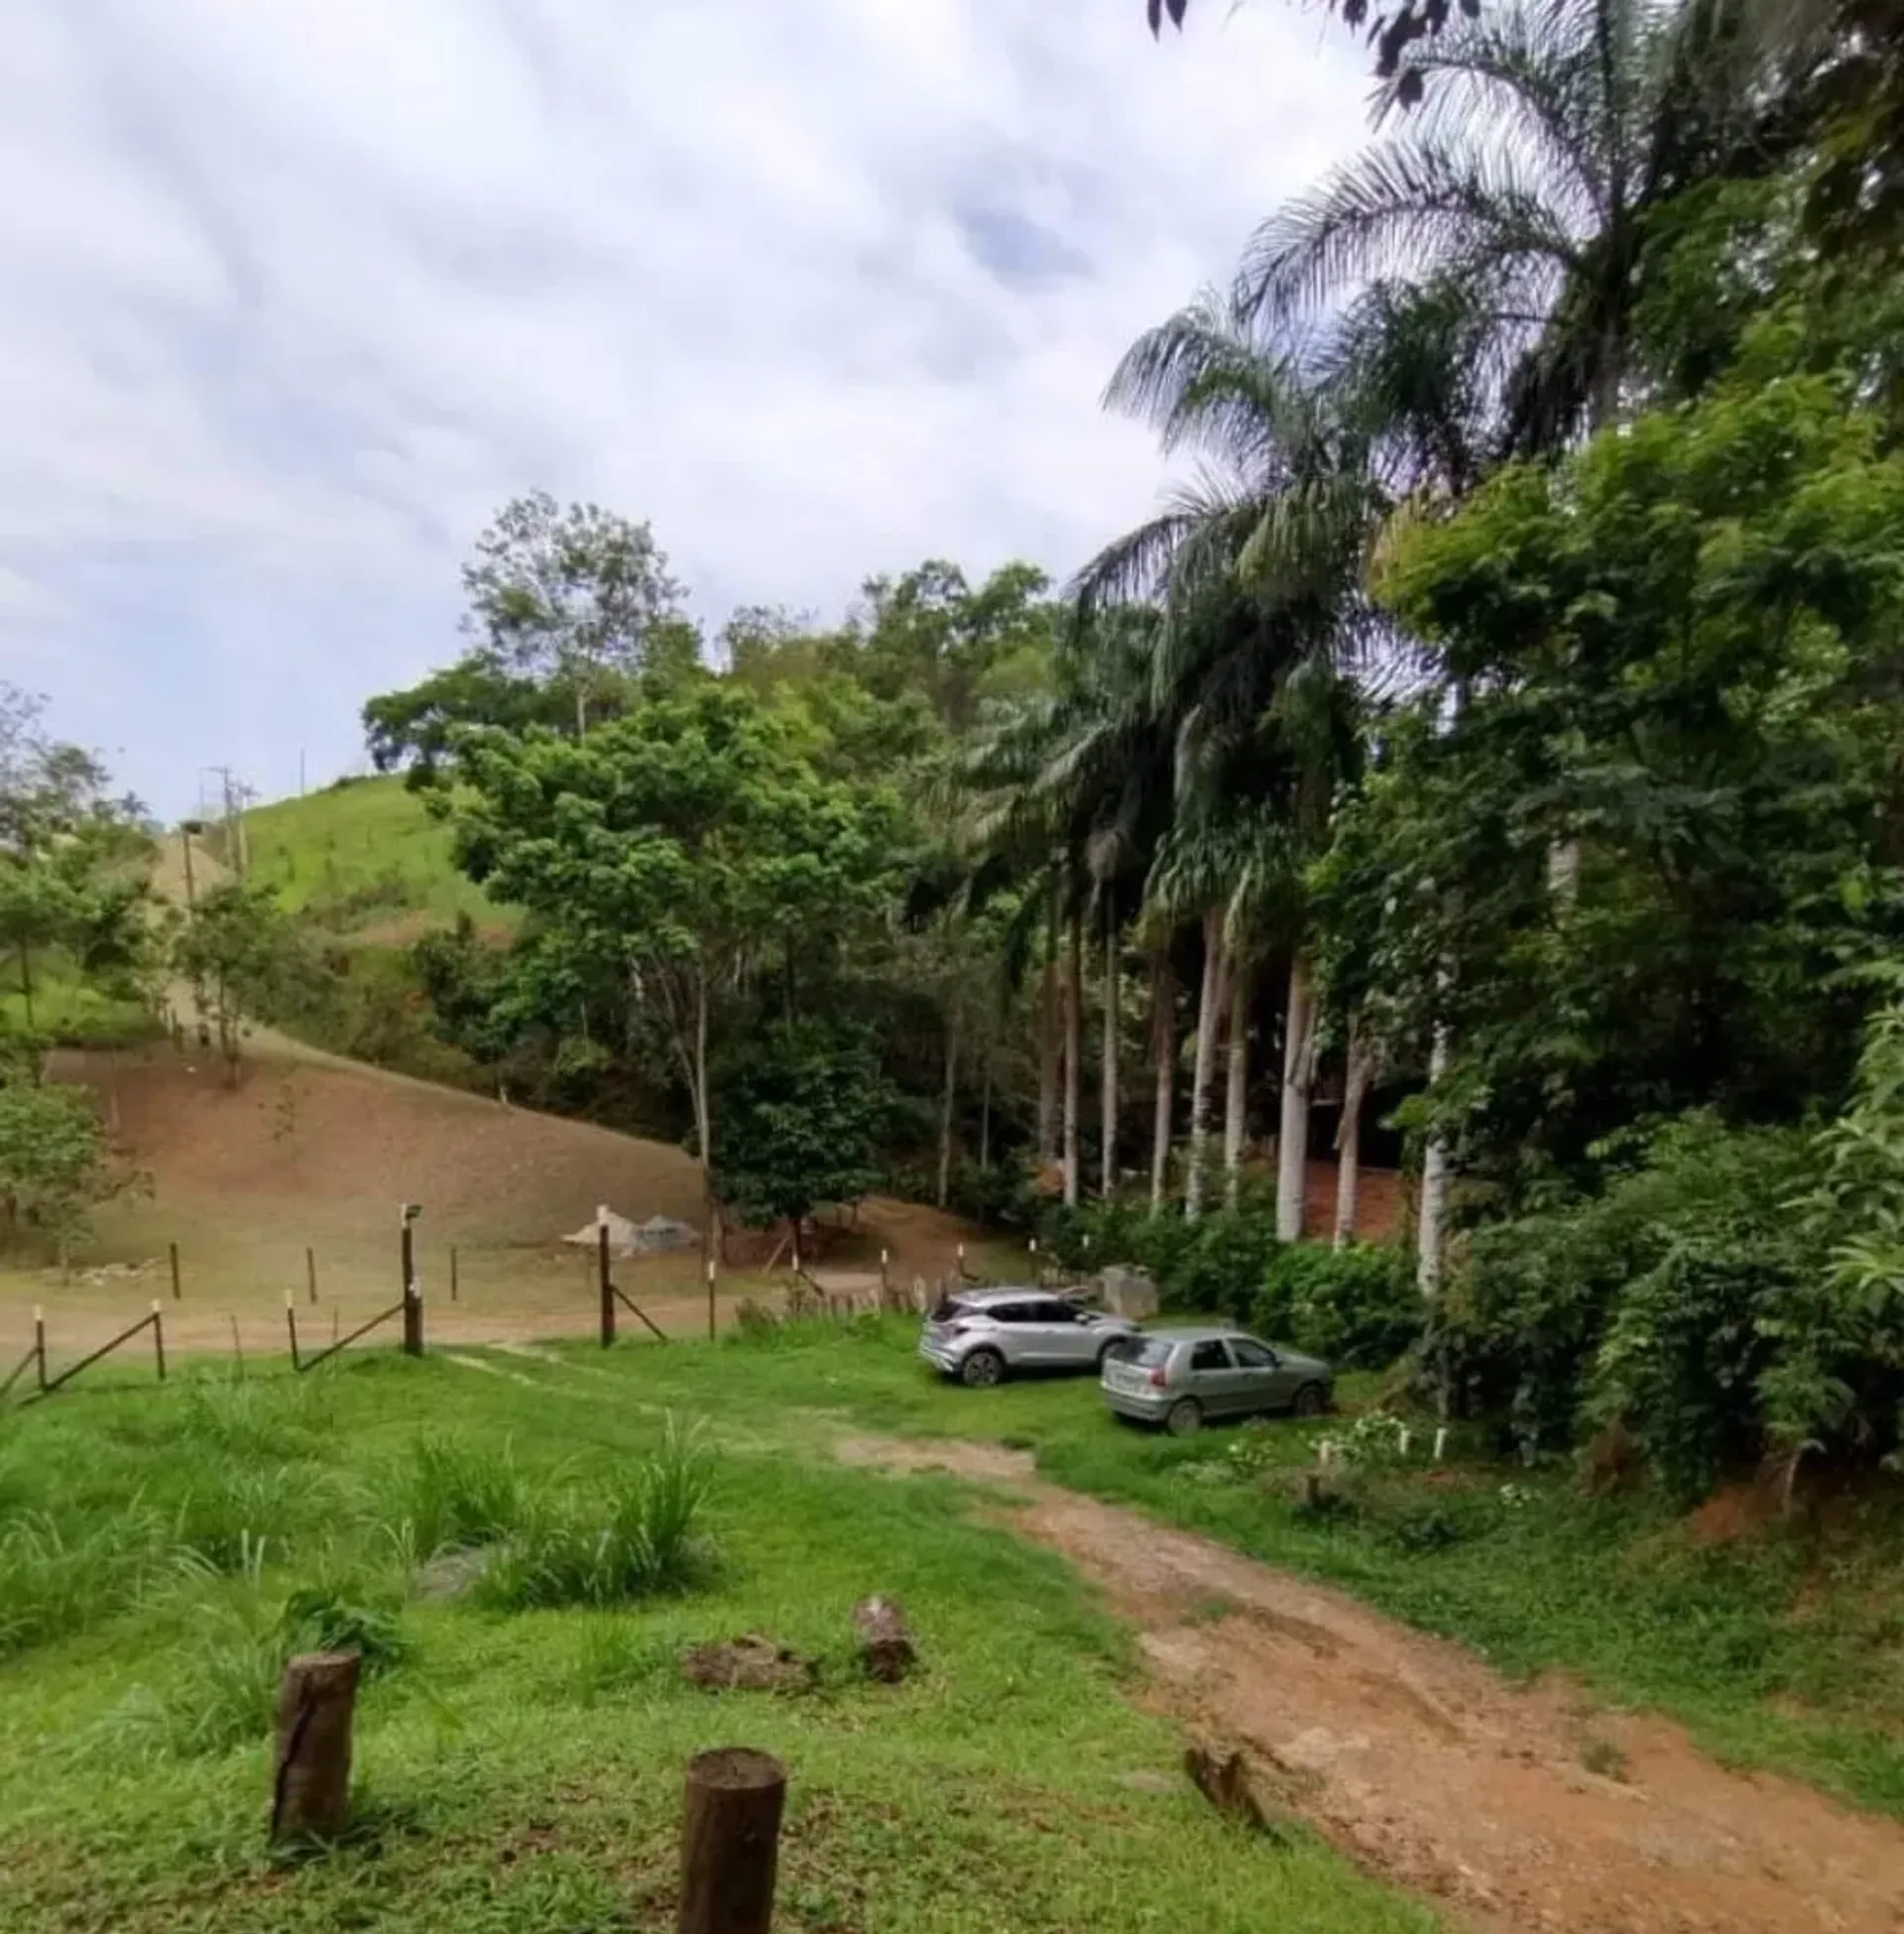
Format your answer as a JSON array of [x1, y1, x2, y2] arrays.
[[240, 778, 510, 940], [0, 1329, 1438, 1934]]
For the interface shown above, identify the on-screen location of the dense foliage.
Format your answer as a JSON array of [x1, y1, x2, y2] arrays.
[[299, 0, 1904, 1496]]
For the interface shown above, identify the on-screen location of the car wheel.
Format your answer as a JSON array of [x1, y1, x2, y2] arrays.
[[1165, 1396, 1203, 1436], [960, 1348, 1006, 1390], [1292, 1383, 1327, 1418]]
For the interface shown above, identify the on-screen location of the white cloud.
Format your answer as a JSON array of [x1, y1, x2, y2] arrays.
[[0, 0, 1370, 813]]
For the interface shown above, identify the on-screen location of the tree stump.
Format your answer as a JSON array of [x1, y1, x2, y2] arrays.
[[677, 1747, 786, 1934], [270, 1651, 361, 1842], [853, 1594, 917, 1683]]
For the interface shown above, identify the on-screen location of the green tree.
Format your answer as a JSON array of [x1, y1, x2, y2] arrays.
[[461, 492, 688, 736], [0, 1080, 141, 1270], [442, 684, 902, 1220], [170, 883, 318, 1084], [712, 1020, 892, 1239]]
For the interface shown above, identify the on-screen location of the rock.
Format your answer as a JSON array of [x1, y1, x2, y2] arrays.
[[680, 1635, 815, 1693], [1101, 1266, 1159, 1321], [852, 1594, 917, 1683], [1115, 1768, 1181, 1795], [1184, 1738, 1302, 1842], [415, 1547, 491, 1602]]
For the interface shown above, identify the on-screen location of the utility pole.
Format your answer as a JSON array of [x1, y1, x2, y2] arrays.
[[204, 766, 253, 880]]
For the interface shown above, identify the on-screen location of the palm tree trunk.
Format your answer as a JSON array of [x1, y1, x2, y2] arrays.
[[1100, 891, 1119, 1200], [1416, 1019, 1452, 1298], [1274, 951, 1316, 1241], [1148, 948, 1175, 1213], [1333, 1008, 1371, 1250], [935, 1011, 959, 1210], [1184, 909, 1224, 1220], [1036, 888, 1059, 1168], [1063, 907, 1083, 1209], [1223, 955, 1250, 1208]]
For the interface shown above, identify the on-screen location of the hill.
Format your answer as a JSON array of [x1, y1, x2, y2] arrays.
[[239, 776, 510, 943]]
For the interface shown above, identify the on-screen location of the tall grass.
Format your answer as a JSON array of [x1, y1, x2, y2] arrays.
[[371, 1431, 528, 1566], [479, 1417, 716, 1610], [0, 1509, 173, 1656]]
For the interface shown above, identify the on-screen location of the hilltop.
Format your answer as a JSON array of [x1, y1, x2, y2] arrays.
[[238, 775, 511, 945]]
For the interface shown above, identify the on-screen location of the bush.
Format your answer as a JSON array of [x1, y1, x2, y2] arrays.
[[376, 1431, 527, 1562], [1432, 1115, 1816, 1493], [478, 1418, 715, 1610], [1043, 1199, 1420, 1368]]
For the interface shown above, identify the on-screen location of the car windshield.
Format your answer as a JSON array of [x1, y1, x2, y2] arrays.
[[1107, 1335, 1171, 1367]]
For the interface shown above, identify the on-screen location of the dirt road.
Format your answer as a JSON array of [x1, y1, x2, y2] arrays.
[[836, 1435, 1904, 1934]]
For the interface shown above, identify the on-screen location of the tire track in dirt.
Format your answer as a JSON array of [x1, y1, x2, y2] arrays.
[[834, 1434, 1904, 1934]]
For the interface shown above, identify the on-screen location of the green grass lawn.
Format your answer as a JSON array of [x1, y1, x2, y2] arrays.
[[0, 1333, 1436, 1934], [242, 778, 511, 936]]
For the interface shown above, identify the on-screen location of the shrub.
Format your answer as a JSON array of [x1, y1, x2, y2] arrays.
[[1044, 1199, 1420, 1368], [478, 1417, 715, 1611], [378, 1432, 527, 1562], [0, 1508, 172, 1656]]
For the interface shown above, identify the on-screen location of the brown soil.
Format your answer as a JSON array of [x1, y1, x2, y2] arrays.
[[836, 1436, 1904, 1934], [4, 1033, 996, 1368]]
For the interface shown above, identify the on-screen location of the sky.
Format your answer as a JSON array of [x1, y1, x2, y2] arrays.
[[0, 0, 1371, 820]]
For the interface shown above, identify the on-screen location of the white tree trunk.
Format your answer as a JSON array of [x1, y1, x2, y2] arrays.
[[1274, 951, 1316, 1242], [1063, 908, 1083, 1209], [1036, 894, 1059, 1167], [1223, 956, 1250, 1208], [1184, 910, 1225, 1220], [935, 1013, 959, 1210], [1100, 895, 1120, 1200], [1333, 1008, 1371, 1250], [1416, 1019, 1452, 1298], [1149, 949, 1175, 1213]]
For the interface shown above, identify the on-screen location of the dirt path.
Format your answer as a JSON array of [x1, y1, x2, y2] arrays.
[[835, 1435, 1904, 1934]]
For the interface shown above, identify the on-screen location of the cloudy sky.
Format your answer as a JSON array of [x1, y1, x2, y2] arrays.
[[1, 0, 1370, 818]]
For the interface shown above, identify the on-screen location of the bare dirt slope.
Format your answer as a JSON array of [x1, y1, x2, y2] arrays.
[[836, 1436, 1904, 1934]]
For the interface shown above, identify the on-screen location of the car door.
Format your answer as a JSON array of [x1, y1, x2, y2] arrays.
[[1186, 1337, 1241, 1413], [1224, 1337, 1288, 1417], [1015, 1295, 1080, 1367]]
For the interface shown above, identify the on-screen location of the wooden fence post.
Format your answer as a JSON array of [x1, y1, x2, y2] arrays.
[[449, 1246, 459, 1303], [270, 1652, 361, 1842], [706, 1258, 717, 1341], [305, 1247, 317, 1305], [33, 1305, 46, 1391], [151, 1302, 166, 1383], [169, 1242, 181, 1302], [677, 1748, 785, 1934], [599, 1215, 615, 1350], [400, 1205, 422, 1357], [286, 1292, 300, 1372]]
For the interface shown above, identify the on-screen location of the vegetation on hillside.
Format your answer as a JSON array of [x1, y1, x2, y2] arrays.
[[291, 2, 1904, 1508]]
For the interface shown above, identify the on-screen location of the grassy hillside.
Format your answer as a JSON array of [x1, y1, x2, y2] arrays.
[[241, 776, 511, 940]]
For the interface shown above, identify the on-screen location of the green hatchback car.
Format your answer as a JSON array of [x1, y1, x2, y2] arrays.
[[1100, 1325, 1333, 1434]]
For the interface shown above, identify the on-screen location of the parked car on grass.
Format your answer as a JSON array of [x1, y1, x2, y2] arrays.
[[1100, 1326, 1333, 1433], [919, 1287, 1140, 1388]]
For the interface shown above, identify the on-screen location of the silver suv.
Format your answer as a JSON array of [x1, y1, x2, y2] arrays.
[[919, 1287, 1140, 1388]]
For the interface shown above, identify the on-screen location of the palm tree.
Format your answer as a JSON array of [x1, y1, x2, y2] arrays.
[[1239, 0, 1793, 453], [1076, 297, 1409, 1237]]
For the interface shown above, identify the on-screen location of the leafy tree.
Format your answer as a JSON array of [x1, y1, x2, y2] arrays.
[[711, 1020, 892, 1237], [0, 1080, 142, 1269], [170, 883, 319, 1084], [441, 684, 903, 1219], [461, 492, 688, 736], [362, 659, 574, 780]]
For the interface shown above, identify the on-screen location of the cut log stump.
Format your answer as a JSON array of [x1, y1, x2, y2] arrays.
[[853, 1593, 917, 1683], [677, 1746, 786, 1934], [270, 1651, 361, 1843]]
